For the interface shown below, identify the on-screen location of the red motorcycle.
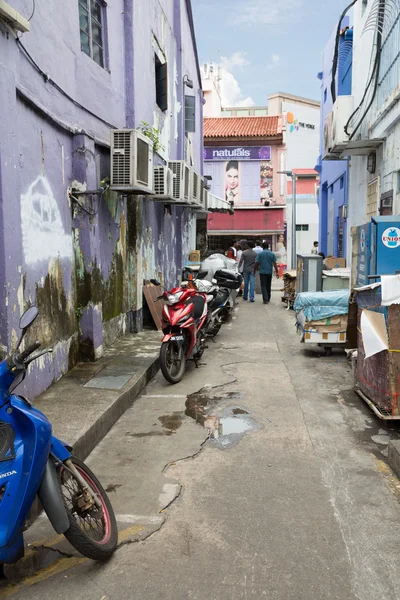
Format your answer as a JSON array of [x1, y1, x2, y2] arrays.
[[151, 276, 210, 384]]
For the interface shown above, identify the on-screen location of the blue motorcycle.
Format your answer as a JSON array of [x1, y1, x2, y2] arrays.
[[0, 307, 118, 573]]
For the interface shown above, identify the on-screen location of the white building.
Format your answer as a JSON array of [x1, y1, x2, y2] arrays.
[[269, 93, 321, 266], [324, 1, 400, 259], [201, 71, 321, 267]]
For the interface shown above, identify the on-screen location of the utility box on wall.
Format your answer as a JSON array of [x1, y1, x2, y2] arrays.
[[352, 216, 400, 288]]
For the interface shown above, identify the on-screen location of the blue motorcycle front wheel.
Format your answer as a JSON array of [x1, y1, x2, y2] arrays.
[[58, 456, 118, 561]]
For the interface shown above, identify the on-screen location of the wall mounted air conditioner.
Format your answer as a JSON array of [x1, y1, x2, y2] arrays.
[[203, 188, 209, 211], [323, 111, 334, 160], [190, 169, 201, 205], [323, 96, 353, 159], [151, 166, 175, 201], [168, 160, 190, 203], [191, 179, 206, 211], [110, 130, 153, 193]]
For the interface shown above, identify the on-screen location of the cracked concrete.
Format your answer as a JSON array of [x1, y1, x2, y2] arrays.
[[4, 293, 400, 599]]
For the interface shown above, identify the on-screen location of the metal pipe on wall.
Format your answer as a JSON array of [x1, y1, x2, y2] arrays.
[[291, 174, 297, 269]]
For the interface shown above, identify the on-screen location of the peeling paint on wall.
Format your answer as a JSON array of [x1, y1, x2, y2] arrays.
[[21, 176, 72, 265]]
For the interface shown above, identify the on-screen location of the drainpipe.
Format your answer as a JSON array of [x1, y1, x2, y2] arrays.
[[124, 0, 135, 128], [174, 0, 183, 159]]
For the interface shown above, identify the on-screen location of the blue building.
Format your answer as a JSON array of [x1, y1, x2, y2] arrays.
[[317, 17, 353, 259]]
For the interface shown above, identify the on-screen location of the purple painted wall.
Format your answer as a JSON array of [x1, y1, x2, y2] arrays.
[[0, 0, 203, 399]]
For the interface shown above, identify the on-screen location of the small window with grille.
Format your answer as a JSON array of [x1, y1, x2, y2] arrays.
[[79, 0, 106, 68]]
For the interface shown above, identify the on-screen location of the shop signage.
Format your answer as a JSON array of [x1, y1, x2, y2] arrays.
[[382, 227, 400, 248], [204, 146, 271, 161]]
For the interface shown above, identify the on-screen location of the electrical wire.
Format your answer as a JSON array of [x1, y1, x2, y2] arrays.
[[70, 189, 106, 217], [345, 0, 386, 139], [331, 0, 360, 105], [344, 42, 380, 137], [28, 0, 35, 21], [15, 38, 116, 130]]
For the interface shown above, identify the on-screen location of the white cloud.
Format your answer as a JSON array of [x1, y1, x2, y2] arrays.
[[220, 52, 250, 71], [272, 54, 280, 64], [219, 68, 255, 108], [231, 0, 302, 26]]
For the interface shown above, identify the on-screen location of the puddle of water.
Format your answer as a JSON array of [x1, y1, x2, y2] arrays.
[[185, 388, 261, 450], [105, 483, 122, 493], [232, 408, 249, 416], [158, 412, 183, 435]]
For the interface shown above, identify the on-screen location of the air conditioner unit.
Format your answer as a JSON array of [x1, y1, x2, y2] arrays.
[[190, 170, 201, 205], [151, 166, 174, 201], [191, 179, 206, 211], [168, 160, 190, 203], [323, 96, 353, 159], [323, 111, 334, 160], [110, 130, 153, 193], [203, 188, 209, 210]]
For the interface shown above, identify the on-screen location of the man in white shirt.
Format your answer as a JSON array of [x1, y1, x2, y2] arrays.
[[254, 240, 263, 255]]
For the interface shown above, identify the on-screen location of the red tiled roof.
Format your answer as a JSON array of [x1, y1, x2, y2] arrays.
[[292, 169, 319, 176], [204, 116, 281, 139]]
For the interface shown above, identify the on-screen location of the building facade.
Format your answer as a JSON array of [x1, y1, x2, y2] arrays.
[[321, 1, 400, 262], [204, 116, 286, 251], [0, 0, 203, 398], [274, 93, 321, 264], [317, 17, 352, 260]]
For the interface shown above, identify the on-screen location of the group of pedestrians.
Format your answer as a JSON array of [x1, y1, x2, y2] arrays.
[[231, 240, 279, 305]]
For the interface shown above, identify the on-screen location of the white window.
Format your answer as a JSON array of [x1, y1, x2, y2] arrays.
[[79, 0, 106, 68], [366, 178, 379, 221]]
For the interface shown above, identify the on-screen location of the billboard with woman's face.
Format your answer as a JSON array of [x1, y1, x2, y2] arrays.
[[224, 161, 241, 204]]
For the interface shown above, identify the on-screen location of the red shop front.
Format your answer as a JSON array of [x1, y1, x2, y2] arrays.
[[207, 208, 285, 251]]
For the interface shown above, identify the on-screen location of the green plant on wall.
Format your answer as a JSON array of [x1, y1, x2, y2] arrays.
[[75, 305, 84, 320], [138, 122, 164, 154]]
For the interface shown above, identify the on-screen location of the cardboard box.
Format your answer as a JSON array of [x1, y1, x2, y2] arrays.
[[189, 250, 201, 263], [325, 257, 346, 269]]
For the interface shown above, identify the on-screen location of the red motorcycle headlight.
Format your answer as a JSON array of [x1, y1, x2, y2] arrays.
[[166, 292, 184, 306]]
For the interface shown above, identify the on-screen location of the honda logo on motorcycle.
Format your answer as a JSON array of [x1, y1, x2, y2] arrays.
[[0, 470, 17, 479]]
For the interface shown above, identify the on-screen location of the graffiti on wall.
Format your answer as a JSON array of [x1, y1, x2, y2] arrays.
[[21, 176, 72, 265]]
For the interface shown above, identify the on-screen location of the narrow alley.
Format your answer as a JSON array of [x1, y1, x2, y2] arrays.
[[4, 290, 400, 600]]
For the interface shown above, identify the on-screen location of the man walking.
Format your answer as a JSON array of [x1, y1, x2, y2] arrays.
[[255, 242, 279, 305], [239, 241, 257, 302], [254, 240, 263, 255]]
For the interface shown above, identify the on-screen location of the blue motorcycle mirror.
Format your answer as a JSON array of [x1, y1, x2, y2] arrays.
[[16, 307, 39, 351], [19, 306, 39, 330]]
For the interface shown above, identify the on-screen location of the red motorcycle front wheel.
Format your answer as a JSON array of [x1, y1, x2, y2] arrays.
[[160, 341, 186, 384]]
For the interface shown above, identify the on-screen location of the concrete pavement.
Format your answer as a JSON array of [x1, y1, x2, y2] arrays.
[[3, 289, 400, 599]]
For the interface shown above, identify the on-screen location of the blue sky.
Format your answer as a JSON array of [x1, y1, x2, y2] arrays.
[[192, 0, 351, 106]]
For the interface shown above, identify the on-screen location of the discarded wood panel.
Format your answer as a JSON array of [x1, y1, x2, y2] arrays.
[[143, 284, 164, 330]]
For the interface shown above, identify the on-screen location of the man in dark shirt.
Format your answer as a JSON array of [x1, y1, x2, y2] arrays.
[[239, 241, 257, 302], [254, 242, 279, 305]]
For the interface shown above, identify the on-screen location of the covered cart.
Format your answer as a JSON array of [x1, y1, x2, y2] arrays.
[[294, 290, 350, 355]]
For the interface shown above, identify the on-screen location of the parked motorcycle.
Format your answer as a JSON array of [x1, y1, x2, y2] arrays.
[[151, 275, 211, 384], [0, 307, 118, 571], [193, 277, 231, 338]]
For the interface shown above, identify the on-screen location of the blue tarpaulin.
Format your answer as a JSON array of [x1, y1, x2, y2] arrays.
[[294, 290, 350, 321]]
